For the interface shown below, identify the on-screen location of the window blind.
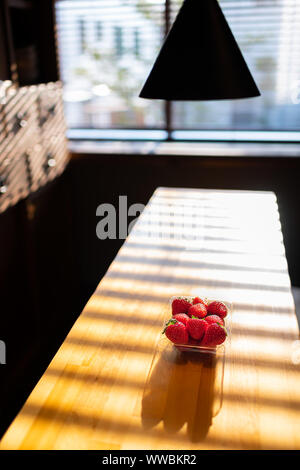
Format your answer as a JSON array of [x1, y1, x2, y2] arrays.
[[55, 0, 300, 134], [56, 0, 165, 129]]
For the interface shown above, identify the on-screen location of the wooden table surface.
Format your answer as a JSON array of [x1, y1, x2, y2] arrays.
[[1, 187, 299, 450]]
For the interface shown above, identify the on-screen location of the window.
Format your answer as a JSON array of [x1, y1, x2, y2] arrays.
[[55, 0, 300, 141], [114, 26, 124, 57], [96, 20, 103, 41], [78, 17, 86, 54], [134, 28, 141, 58]]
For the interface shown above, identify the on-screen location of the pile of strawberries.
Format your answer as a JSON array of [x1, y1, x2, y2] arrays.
[[163, 296, 228, 348]]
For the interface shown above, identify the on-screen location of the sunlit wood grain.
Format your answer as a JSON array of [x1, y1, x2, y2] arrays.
[[1, 187, 299, 450]]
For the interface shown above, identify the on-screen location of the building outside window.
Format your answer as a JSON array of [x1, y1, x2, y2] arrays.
[[96, 20, 103, 41]]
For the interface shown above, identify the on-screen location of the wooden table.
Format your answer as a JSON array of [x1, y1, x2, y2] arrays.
[[1, 187, 299, 450]]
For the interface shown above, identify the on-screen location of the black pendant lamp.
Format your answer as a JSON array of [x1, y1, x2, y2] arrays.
[[140, 0, 260, 101]]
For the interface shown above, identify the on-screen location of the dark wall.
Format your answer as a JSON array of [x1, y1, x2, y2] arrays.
[[69, 152, 300, 292], [0, 1, 11, 81], [0, 170, 82, 437], [0, 0, 58, 85]]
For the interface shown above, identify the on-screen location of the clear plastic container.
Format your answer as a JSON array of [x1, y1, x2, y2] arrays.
[[165, 296, 232, 354]]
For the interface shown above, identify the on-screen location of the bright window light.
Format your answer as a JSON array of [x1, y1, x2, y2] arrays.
[[56, 0, 300, 141]]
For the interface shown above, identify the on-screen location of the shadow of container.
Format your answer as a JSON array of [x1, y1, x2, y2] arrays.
[[141, 339, 224, 443]]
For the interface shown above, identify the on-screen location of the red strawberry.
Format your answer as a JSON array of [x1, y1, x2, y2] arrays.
[[201, 323, 227, 347], [204, 314, 224, 326], [188, 303, 207, 319], [172, 297, 192, 315], [207, 301, 228, 319], [163, 318, 189, 344], [187, 317, 208, 340], [173, 313, 189, 326], [193, 296, 208, 307]]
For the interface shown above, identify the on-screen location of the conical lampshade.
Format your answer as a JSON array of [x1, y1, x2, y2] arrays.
[[140, 0, 260, 100]]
